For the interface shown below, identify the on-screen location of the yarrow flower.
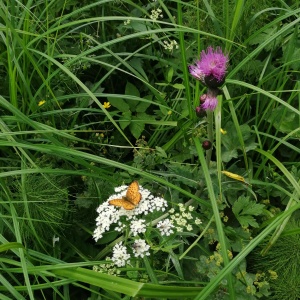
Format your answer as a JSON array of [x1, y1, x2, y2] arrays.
[[189, 46, 228, 88], [156, 218, 174, 236], [150, 8, 163, 21], [93, 182, 168, 242], [111, 242, 131, 267], [130, 219, 147, 236], [132, 239, 150, 258], [163, 40, 179, 52]]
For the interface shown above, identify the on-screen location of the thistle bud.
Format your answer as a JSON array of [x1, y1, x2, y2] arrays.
[[202, 140, 212, 150]]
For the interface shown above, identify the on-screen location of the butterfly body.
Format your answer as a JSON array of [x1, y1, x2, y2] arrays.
[[109, 181, 141, 210]]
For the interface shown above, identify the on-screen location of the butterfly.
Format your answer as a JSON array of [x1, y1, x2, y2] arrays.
[[109, 181, 142, 210]]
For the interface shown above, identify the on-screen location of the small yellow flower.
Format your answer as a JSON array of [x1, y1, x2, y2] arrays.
[[223, 215, 229, 222], [268, 270, 278, 280], [38, 100, 46, 106], [220, 128, 227, 134], [103, 102, 111, 109], [167, 110, 172, 115], [246, 285, 255, 294]]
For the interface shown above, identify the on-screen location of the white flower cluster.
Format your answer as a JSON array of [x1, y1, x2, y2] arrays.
[[93, 183, 168, 242], [157, 218, 174, 236], [111, 242, 131, 267], [109, 240, 150, 268], [124, 19, 131, 25], [150, 8, 163, 21], [133, 239, 150, 258], [169, 204, 202, 232], [163, 40, 179, 52], [130, 219, 146, 236]]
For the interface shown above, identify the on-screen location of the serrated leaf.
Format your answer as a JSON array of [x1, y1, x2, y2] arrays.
[[232, 196, 264, 228], [107, 97, 130, 112], [238, 215, 258, 228]]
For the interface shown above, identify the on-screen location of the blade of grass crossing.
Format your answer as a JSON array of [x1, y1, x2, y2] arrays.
[[177, 1, 193, 120], [193, 137, 235, 299], [223, 85, 249, 170], [0, 179, 34, 300]]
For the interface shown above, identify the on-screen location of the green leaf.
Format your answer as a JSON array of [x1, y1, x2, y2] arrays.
[[107, 96, 130, 112], [166, 67, 174, 83], [266, 105, 299, 135], [125, 82, 140, 111], [155, 146, 167, 158], [232, 196, 265, 228], [249, 26, 282, 51], [136, 95, 152, 113], [119, 111, 131, 130], [221, 122, 257, 162], [172, 83, 185, 90], [221, 149, 238, 162], [128, 58, 148, 81], [129, 116, 145, 139], [0, 242, 24, 253]]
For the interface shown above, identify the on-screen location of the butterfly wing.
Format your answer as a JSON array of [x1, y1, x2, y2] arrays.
[[109, 198, 136, 210], [126, 181, 141, 205]]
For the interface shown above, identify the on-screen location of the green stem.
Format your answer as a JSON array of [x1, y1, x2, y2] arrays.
[[206, 110, 214, 166], [179, 216, 214, 260]]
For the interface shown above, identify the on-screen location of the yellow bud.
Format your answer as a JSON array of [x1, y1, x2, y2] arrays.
[[220, 128, 227, 134], [38, 100, 46, 106], [221, 170, 249, 185]]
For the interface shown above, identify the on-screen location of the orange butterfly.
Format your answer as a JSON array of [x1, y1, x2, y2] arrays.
[[109, 181, 142, 210]]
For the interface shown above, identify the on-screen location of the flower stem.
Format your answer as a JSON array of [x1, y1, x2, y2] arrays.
[[206, 110, 214, 166]]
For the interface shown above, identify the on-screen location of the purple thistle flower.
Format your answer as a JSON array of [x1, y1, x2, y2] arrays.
[[189, 64, 205, 82], [189, 46, 228, 88], [201, 89, 219, 111], [202, 95, 218, 111]]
